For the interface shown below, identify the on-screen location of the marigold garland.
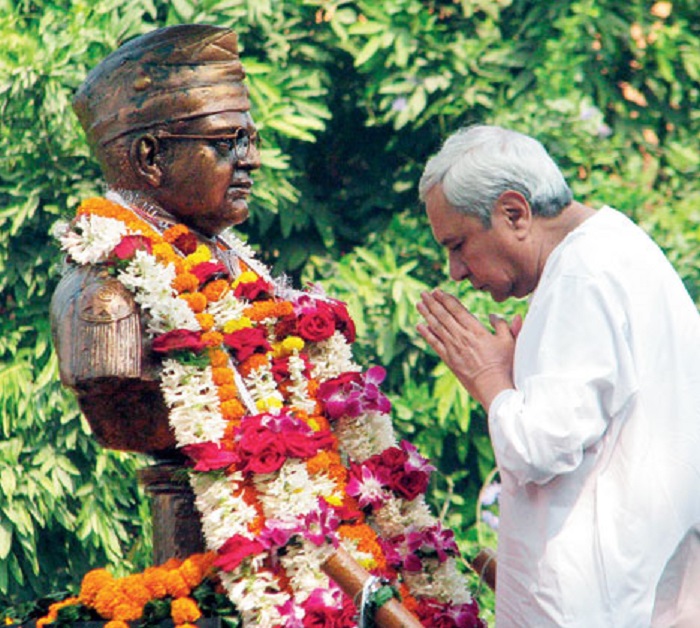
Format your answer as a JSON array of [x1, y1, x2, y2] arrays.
[[49, 193, 486, 628]]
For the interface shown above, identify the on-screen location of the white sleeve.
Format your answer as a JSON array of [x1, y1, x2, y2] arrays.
[[488, 273, 638, 486]]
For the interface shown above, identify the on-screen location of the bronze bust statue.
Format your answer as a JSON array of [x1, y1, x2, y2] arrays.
[[51, 24, 260, 455]]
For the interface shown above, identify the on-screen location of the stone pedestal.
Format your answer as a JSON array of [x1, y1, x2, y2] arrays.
[[137, 463, 205, 564]]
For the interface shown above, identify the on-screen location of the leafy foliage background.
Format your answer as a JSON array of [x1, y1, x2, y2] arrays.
[[1, 0, 698, 621]]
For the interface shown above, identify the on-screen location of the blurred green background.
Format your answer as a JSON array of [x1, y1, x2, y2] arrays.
[[2, 0, 699, 622]]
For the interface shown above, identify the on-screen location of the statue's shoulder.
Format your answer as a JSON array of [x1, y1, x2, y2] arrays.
[[50, 265, 154, 388]]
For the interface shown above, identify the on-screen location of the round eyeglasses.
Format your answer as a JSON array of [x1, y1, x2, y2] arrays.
[[154, 128, 261, 162]]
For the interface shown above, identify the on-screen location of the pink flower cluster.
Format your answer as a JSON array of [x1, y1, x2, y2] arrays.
[[346, 440, 436, 507], [317, 366, 391, 421], [381, 525, 459, 572]]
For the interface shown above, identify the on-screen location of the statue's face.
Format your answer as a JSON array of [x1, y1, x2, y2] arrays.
[[148, 106, 261, 236]]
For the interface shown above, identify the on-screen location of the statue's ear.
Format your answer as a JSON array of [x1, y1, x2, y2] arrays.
[[130, 134, 163, 187]]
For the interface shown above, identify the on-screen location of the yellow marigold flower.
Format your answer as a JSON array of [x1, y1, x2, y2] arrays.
[[152, 242, 178, 265], [281, 336, 304, 353], [232, 270, 259, 288], [202, 279, 230, 302], [256, 396, 283, 412], [325, 494, 343, 506], [171, 597, 201, 624], [172, 272, 199, 294], [196, 313, 216, 331], [222, 317, 252, 333], [201, 331, 224, 347], [211, 367, 235, 386], [80, 568, 114, 605], [221, 399, 246, 420], [184, 244, 211, 268], [179, 292, 207, 313]]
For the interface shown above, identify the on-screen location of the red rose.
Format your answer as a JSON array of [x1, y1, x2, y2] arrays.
[[113, 234, 152, 260], [152, 329, 205, 354], [297, 304, 336, 342], [284, 429, 336, 459], [379, 447, 409, 471], [244, 436, 287, 474], [389, 468, 430, 501], [234, 277, 272, 300], [223, 327, 271, 362], [190, 261, 227, 285], [330, 300, 356, 343], [274, 313, 298, 339], [172, 230, 199, 255], [214, 534, 265, 572]]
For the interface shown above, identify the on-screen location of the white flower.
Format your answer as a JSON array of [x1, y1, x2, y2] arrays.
[[220, 570, 289, 628], [280, 541, 331, 603], [309, 332, 360, 382], [334, 411, 398, 462], [374, 495, 436, 538], [160, 360, 226, 446], [59, 215, 127, 264]]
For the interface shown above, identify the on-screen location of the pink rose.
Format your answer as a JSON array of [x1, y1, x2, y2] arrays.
[[113, 234, 152, 260], [182, 441, 237, 471]]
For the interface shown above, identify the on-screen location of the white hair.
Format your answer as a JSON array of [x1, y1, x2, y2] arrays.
[[419, 125, 573, 225]]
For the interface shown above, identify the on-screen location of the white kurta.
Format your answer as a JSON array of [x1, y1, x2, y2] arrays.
[[488, 207, 700, 627]]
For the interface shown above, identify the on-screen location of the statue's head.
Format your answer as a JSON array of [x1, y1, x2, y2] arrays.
[[73, 24, 260, 236]]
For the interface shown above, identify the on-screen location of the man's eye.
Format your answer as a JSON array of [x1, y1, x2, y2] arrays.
[[215, 138, 236, 152]]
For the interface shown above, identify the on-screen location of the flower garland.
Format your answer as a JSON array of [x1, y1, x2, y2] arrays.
[[37, 553, 217, 628], [51, 195, 485, 628]]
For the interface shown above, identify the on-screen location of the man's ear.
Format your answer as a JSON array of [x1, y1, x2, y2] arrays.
[[130, 134, 163, 187], [494, 190, 532, 238]]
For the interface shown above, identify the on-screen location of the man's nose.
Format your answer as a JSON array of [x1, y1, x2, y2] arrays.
[[449, 254, 469, 281], [237, 141, 261, 171]]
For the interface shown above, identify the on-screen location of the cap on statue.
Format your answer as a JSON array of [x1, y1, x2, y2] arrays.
[[73, 24, 249, 147]]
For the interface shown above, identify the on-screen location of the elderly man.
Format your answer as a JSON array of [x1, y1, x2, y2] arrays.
[[416, 125, 700, 627]]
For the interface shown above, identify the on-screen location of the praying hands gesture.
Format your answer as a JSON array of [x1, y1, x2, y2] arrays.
[[416, 289, 521, 411]]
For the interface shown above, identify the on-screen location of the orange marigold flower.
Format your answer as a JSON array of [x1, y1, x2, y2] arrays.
[[249, 300, 294, 322], [211, 366, 235, 386], [339, 523, 386, 570], [163, 224, 190, 243], [221, 398, 246, 420], [308, 414, 330, 432], [179, 292, 207, 313], [120, 574, 152, 607], [172, 272, 199, 294], [201, 279, 230, 302], [80, 568, 114, 605], [306, 451, 332, 475], [112, 602, 143, 622], [36, 619, 50, 628], [201, 331, 224, 347], [93, 585, 123, 618], [178, 558, 204, 589], [238, 353, 269, 377], [164, 570, 191, 598], [142, 567, 169, 598], [217, 384, 238, 401], [196, 313, 216, 331], [208, 348, 229, 367], [161, 557, 184, 570], [105, 621, 130, 628], [307, 379, 320, 397], [249, 515, 265, 536], [171, 597, 201, 624]]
